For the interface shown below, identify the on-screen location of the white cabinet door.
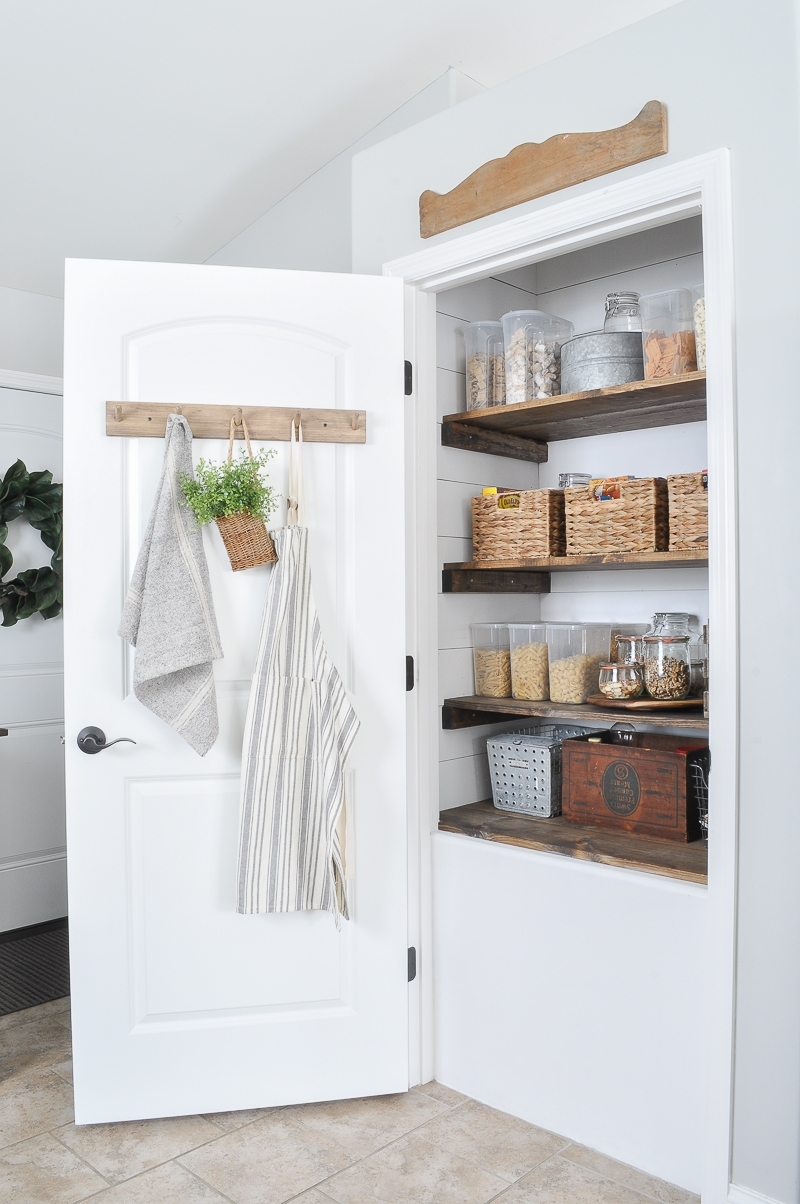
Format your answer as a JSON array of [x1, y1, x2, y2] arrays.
[[63, 260, 408, 1123]]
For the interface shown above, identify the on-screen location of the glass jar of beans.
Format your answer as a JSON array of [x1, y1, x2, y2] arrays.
[[643, 635, 691, 700]]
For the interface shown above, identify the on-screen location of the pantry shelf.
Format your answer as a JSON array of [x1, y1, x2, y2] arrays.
[[441, 370, 706, 455], [442, 548, 707, 591], [438, 800, 708, 884], [442, 695, 709, 731]]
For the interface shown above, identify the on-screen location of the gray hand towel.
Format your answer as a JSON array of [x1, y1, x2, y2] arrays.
[[119, 413, 223, 755]]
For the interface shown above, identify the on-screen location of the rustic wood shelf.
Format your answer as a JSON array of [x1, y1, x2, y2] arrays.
[[443, 548, 707, 592], [438, 800, 708, 884], [441, 370, 706, 456], [442, 695, 708, 731]]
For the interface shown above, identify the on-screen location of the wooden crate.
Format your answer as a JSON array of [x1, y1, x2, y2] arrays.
[[471, 489, 565, 561], [668, 471, 708, 551], [561, 732, 708, 842], [564, 478, 668, 555]]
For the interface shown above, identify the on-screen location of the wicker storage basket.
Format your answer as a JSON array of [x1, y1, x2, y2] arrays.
[[471, 489, 565, 561], [668, 471, 708, 550], [216, 512, 277, 571], [564, 478, 668, 555]]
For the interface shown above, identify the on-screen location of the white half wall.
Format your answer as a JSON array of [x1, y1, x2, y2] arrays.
[[433, 832, 707, 1193]]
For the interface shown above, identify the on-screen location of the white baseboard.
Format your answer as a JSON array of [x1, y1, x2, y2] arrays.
[[729, 1184, 783, 1204], [0, 368, 63, 396]]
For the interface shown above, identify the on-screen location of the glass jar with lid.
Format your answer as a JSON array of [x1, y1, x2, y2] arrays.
[[598, 662, 643, 700], [643, 635, 691, 700], [647, 612, 693, 638], [614, 634, 645, 666], [604, 291, 642, 333]]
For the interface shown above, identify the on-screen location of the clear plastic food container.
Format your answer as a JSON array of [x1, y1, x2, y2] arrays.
[[598, 662, 644, 700], [643, 635, 691, 700], [640, 289, 697, 379], [546, 623, 611, 704], [463, 321, 506, 410], [501, 310, 575, 404], [471, 623, 511, 698], [508, 623, 549, 700], [692, 285, 706, 371]]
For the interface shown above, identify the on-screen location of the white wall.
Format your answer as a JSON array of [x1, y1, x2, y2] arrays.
[[0, 286, 64, 377], [0, 385, 66, 929], [208, 69, 484, 275], [352, 3, 800, 1197]]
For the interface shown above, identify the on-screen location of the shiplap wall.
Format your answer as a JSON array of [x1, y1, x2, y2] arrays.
[[436, 218, 708, 813]]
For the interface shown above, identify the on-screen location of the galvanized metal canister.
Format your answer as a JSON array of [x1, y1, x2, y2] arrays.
[[560, 331, 644, 394]]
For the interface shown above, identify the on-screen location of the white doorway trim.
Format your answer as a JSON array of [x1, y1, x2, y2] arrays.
[[0, 369, 63, 396], [385, 149, 737, 1203]]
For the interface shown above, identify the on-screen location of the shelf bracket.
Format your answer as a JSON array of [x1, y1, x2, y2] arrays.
[[442, 568, 550, 594], [441, 420, 547, 463]]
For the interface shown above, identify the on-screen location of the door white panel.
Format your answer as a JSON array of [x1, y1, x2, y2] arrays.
[[63, 260, 408, 1121]]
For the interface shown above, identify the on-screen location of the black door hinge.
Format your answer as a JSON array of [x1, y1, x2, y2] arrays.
[[406, 655, 414, 691], [404, 361, 413, 395], [408, 947, 417, 982]]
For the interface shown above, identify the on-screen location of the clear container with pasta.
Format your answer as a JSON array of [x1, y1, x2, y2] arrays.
[[463, 321, 506, 409], [546, 623, 612, 704], [508, 623, 549, 700], [471, 623, 511, 698]]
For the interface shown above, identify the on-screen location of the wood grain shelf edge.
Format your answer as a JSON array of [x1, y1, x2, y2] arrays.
[[442, 696, 708, 731], [438, 800, 708, 884]]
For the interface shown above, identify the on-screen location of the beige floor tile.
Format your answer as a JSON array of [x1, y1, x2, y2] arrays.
[[55, 1114, 220, 1184], [0, 1130, 106, 1204], [53, 1058, 74, 1085], [80, 1159, 231, 1202], [0, 1066, 74, 1149], [289, 1089, 449, 1158], [0, 996, 71, 1032], [494, 1153, 658, 1203], [289, 1192, 338, 1204], [0, 1013, 73, 1077], [202, 1107, 279, 1132], [179, 1108, 354, 1204], [561, 1145, 700, 1203], [322, 1132, 507, 1204], [412, 1081, 468, 1107], [416, 1098, 569, 1183]]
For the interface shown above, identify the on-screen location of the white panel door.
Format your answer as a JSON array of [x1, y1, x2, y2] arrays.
[[0, 385, 66, 931], [63, 259, 408, 1123]]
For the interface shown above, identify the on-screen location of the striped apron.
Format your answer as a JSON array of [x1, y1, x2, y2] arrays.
[[236, 523, 359, 922]]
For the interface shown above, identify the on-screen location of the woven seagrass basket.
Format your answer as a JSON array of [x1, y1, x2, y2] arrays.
[[667, 472, 708, 550], [564, 478, 668, 555], [216, 512, 277, 571], [471, 489, 565, 561]]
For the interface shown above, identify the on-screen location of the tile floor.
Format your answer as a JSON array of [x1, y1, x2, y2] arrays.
[[0, 997, 700, 1204]]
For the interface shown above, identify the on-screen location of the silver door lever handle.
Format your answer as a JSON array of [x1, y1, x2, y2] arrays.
[[77, 726, 136, 754]]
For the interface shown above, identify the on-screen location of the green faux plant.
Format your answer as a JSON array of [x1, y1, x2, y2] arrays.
[[0, 459, 63, 627], [180, 448, 278, 526]]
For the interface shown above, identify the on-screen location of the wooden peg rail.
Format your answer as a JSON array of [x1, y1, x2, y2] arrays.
[[105, 402, 367, 443]]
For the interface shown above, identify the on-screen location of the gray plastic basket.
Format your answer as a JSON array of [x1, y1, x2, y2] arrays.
[[487, 724, 601, 818]]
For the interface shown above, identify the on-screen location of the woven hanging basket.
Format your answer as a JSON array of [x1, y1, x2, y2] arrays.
[[215, 416, 278, 571]]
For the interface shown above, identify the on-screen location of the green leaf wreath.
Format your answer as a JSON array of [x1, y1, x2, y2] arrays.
[[0, 460, 63, 626]]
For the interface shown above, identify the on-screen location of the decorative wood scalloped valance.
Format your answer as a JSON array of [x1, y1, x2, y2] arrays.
[[419, 101, 667, 239]]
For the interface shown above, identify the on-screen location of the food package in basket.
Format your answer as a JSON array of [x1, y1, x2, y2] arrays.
[[564, 478, 668, 555], [471, 488, 565, 561]]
